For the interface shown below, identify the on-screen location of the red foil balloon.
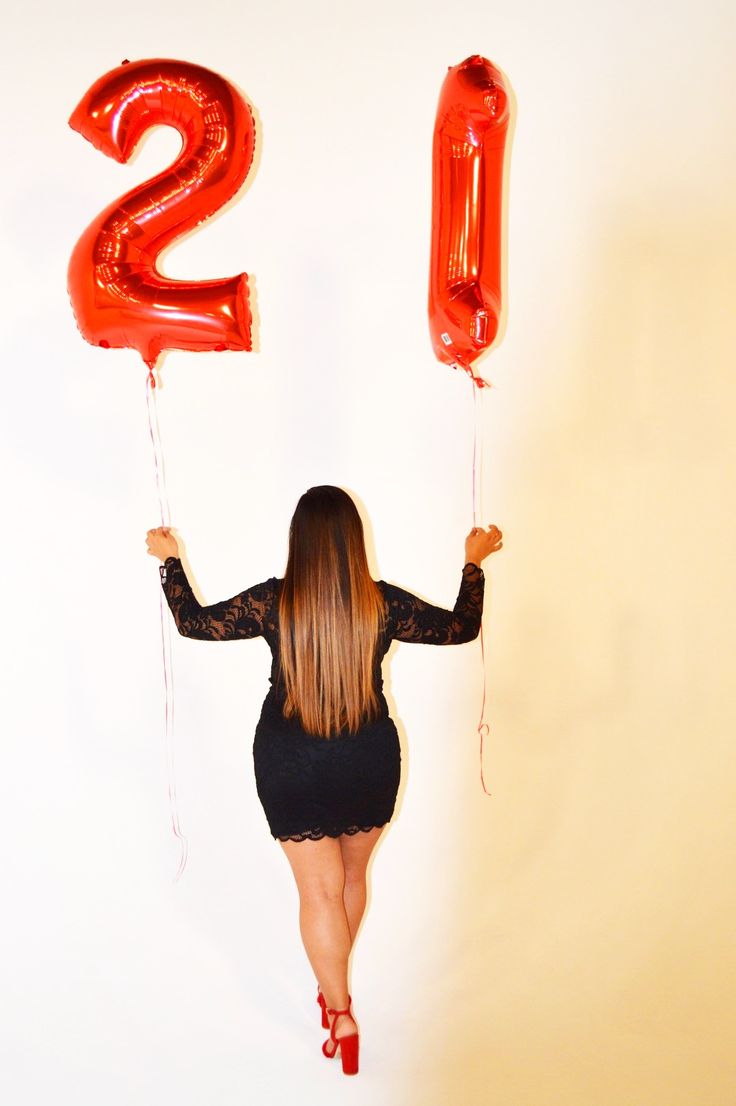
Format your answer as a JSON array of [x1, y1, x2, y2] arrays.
[[428, 56, 510, 387], [68, 58, 256, 370]]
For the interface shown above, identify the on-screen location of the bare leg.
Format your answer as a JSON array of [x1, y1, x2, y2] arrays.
[[279, 835, 358, 1042], [339, 825, 385, 948]]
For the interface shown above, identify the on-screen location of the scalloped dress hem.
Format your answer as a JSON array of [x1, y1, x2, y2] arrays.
[[274, 821, 390, 843]]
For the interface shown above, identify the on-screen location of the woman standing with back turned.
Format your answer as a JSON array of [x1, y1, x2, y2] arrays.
[[146, 485, 502, 1075]]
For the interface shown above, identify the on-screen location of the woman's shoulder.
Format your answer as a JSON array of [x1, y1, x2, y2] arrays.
[[374, 578, 406, 599], [374, 579, 403, 619], [245, 575, 281, 594], [265, 576, 283, 600]]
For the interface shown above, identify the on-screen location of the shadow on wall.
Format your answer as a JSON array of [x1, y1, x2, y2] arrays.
[[397, 192, 736, 1105]]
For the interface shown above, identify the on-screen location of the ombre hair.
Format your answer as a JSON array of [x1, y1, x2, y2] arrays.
[[277, 486, 386, 738]]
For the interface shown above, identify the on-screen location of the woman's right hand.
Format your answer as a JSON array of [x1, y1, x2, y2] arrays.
[[465, 524, 503, 567]]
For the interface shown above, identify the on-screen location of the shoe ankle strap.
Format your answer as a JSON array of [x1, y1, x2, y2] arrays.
[[326, 994, 353, 1017], [327, 1006, 351, 1017]]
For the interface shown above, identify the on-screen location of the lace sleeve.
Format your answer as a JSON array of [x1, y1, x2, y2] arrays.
[[159, 556, 274, 641], [383, 563, 484, 644]]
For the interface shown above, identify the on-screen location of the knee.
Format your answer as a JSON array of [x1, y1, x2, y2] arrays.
[[343, 866, 367, 892], [299, 873, 346, 906]]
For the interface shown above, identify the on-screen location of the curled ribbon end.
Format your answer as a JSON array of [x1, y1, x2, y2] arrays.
[[172, 833, 189, 882], [478, 722, 493, 796]]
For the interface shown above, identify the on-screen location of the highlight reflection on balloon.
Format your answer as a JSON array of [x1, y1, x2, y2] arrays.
[[428, 55, 510, 386], [68, 58, 256, 370]]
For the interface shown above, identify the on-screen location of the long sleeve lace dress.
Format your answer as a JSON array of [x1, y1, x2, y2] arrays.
[[159, 557, 484, 842]]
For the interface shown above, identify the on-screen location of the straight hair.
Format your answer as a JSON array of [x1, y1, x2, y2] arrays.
[[278, 486, 386, 737]]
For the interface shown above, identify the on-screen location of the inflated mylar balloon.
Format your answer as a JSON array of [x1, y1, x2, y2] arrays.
[[68, 58, 256, 371], [428, 55, 510, 387]]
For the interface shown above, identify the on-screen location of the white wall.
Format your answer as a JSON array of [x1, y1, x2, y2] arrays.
[[2, 1, 735, 1103]]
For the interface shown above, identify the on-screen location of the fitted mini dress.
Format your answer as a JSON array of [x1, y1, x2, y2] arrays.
[[160, 557, 484, 842]]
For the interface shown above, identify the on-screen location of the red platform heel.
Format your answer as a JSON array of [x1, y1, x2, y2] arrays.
[[317, 988, 329, 1029], [321, 996, 359, 1075]]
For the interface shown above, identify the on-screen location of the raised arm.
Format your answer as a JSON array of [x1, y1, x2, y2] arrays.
[[384, 562, 484, 644], [159, 556, 274, 641]]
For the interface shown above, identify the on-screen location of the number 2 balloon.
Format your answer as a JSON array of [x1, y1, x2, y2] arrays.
[[67, 58, 256, 371]]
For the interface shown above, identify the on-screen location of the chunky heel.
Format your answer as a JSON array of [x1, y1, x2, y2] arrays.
[[337, 1030, 359, 1075], [321, 995, 359, 1076]]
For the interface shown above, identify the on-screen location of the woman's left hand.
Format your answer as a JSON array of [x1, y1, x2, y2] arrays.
[[146, 526, 179, 562]]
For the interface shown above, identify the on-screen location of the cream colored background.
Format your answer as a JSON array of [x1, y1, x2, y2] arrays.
[[1, 0, 734, 1103]]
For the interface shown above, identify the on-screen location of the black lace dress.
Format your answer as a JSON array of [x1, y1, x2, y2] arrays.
[[159, 557, 484, 842]]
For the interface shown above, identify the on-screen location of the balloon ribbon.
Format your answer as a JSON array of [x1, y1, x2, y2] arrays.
[[145, 366, 189, 879], [472, 381, 493, 796]]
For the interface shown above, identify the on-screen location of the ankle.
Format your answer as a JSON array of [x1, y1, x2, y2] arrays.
[[330, 1011, 357, 1038], [323, 990, 350, 1012]]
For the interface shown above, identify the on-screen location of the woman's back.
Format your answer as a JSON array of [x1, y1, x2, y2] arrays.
[[159, 557, 484, 734]]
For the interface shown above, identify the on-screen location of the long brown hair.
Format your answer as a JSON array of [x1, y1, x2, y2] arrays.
[[278, 486, 386, 738]]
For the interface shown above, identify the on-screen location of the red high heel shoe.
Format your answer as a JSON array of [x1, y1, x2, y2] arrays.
[[317, 988, 329, 1029], [321, 995, 359, 1075]]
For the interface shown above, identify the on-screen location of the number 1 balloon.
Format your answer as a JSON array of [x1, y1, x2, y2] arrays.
[[67, 58, 256, 373], [428, 55, 510, 387]]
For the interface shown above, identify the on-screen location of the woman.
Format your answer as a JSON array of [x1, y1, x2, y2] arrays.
[[146, 485, 502, 1075]]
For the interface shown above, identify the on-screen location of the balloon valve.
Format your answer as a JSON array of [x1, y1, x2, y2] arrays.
[[121, 58, 130, 65]]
